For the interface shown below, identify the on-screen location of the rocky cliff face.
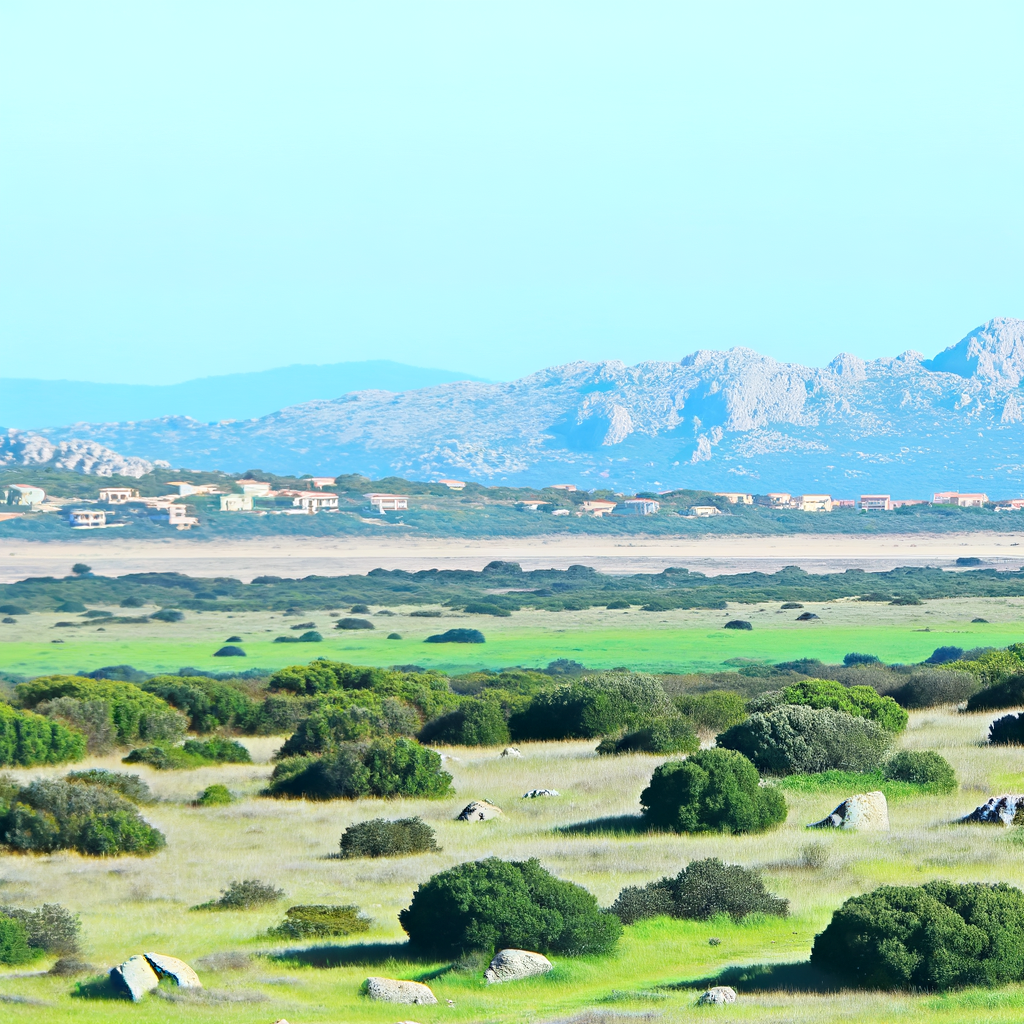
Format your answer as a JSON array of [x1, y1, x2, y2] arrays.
[[44, 319, 1024, 496], [0, 430, 161, 478]]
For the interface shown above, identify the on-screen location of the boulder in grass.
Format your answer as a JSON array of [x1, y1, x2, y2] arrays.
[[484, 948, 553, 984], [501, 746, 523, 758], [959, 794, 1024, 826], [523, 788, 559, 798], [457, 800, 502, 821], [697, 985, 737, 1005], [144, 952, 201, 988], [364, 977, 437, 1004], [110, 954, 159, 1001], [807, 791, 889, 831]]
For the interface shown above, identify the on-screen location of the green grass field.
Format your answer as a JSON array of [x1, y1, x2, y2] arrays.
[[3, 710, 1024, 1022], [2, 596, 1023, 677]]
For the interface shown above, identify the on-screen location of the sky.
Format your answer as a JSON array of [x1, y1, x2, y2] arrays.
[[1, 1, 1022, 386]]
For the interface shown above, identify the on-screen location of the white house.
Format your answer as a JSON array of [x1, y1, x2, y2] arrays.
[[5, 484, 45, 506], [69, 509, 106, 528], [99, 487, 138, 504], [615, 499, 660, 516], [236, 479, 273, 496], [219, 493, 254, 512], [689, 505, 722, 517], [795, 494, 832, 513], [293, 492, 339, 512], [365, 493, 409, 513], [860, 494, 892, 511]]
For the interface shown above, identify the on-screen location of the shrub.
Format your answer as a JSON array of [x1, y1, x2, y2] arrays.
[[674, 691, 747, 733], [18, 676, 186, 746], [639, 749, 787, 834], [387, 632, 402, 639], [0, 703, 86, 766], [606, 601, 631, 609], [418, 694, 512, 747], [274, 631, 323, 643], [810, 881, 1024, 989], [724, 620, 752, 630], [340, 816, 439, 858], [350, 604, 371, 614], [890, 595, 922, 605], [183, 738, 252, 762], [0, 903, 80, 954], [214, 646, 246, 657], [266, 737, 454, 800], [844, 653, 880, 666], [598, 717, 699, 756], [989, 713, 1024, 746], [119, 597, 145, 608], [966, 674, 1024, 712], [425, 628, 485, 643], [0, 604, 28, 616], [780, 602, 803, 609], [510, 673, 675, 741], [124, 737, 251, 769], [55, 600, 86, 613], [779, 679, 908, 732], [610, 858, 788, 924], [277, 694, 421, 756], [336, 618, 374, 630], [195, 879, 284, 910], [888, 669, 979, 709], [717, 705, 894, 775], [0, 916, 37, 965], [140, 676, 261, 733], [399, 857, 622, 958], [883, 751, 956, 793], [409, 609, 442, 617], [463, 602, 511, 617], [0, 778, 165, 856], [65, 769, 152, 804], [269, 904, 370, 938], [151, 609, 184, 622], [35, 698, 115, 753], [195, 784, 233, 806], [926, 645, 964, 665]]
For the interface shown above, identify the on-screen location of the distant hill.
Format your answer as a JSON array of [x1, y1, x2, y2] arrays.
[[24, 319, 1024, 497], [0, 360, 487, 430]]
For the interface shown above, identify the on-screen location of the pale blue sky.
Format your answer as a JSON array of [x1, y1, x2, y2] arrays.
[[2, 2, 1021, 385]]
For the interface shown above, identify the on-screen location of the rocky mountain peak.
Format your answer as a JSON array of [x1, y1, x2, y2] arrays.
[[924, 318, 1024, 384]]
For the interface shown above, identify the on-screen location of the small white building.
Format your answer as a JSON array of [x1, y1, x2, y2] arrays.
[[5, 484, 45, 506], [99, 487, 138, 504], [551, 508, 571, 516], [365, 493, 409, 513], [715, 492, 753, 504], [932, 491, 959, 504], [615, 499, 661, 516], [860, 494, 892, 511], [69, 509, 106, 528], [957, 493, 989, 508], [517, 501, 550, 511], [219, 493, 254, 512], [294, 492, 339, 513], [765, 492, 792, 508], [795, 494, 832, 513], [437, 478, 466, 490], [689, 505, 722, 517], [580, 500, 618, 516]]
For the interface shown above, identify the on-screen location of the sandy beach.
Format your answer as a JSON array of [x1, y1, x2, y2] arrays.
[[2, 530, 1023, 583]]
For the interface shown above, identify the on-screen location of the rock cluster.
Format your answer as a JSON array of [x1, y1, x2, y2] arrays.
[[457, 800, 502, 821], [500, 746, 523, 758], [697, 985, 737, 1005], [109, 953, 201, 1001], [959, 794, 1024, 826], [484, 948, 554, 984], [808, 791, 888, 831], [523, 789, 559, 798], [364, 977, 437, 1004]]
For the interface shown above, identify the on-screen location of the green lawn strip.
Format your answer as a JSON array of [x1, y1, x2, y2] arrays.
[[775, 770, 942, 801]]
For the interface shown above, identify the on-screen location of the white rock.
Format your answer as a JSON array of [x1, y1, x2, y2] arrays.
[[484, 948, 553, 984], [807, 791, 889, 831], [960, 794, 1024, 826], [364, 977, 438, 1005], [500, 747, 522, 758], [144, 952, 202, 988], [457, 800, 502, 821], [109, 954, 159, 1001], [523, 788, 559, 798], [697, 985, 737, 1005]]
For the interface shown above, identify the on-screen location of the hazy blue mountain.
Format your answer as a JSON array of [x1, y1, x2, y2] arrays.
[[29, 319, 1024, 498], [0, 360, 486, 430]]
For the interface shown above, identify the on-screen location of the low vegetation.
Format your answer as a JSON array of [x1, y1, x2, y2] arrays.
[[340, 816, 439, 858], [123, 737, 251, 769], [193, 879, 284, 911], [64, 769, 153, 803], [269, 904, 370, 938], [0, 903, 80, 964], [0, 703, 85, 766]]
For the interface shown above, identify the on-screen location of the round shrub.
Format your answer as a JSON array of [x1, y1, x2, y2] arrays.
[[779, 679, 908, 732], [606, 600, 631, 609], [350, 604, 371, 614], [0, 916, 36, 965], [140, 675, 261, 733], [888, 669, 979, 709], [926, 645, 964, 664], [598, 717, 699, 756], [673, 691, 747, 734], [0, 604, 28, 616], [214, 646, 246, 657], [55, 601, 86, 613], [844, 652, 880, 666], [387, 632, 402, 639], [182, 738, 252, 763], [966, 674, 1024, 712], [717, 704, 894, 775], [119, 597, 145, 608], [989, 713, 1024, 746], [610, 858, 789, 924], [419, 696, 511, 747], [150, 609, 184, 622], [0, 703, 85, 767], [194, 879, 284, 910], [882, 750, 956, 793], [425, 628, 485, 644], [724, 620, 752, 630], [340, 816, 439, 858], [639, 749, 788, 834], [65, 770, 152, 804], [399, 857, 622, 958], [336, 618, 374, 630], [269, 904, 369, 938], [811, 881, 1024, 990], [195, 784, 233, 806]]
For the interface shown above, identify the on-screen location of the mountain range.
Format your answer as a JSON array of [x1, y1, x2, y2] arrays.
[[6, 319, 1024, 496]]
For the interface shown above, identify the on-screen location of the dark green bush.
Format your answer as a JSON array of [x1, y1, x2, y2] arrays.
[[140, 676, 261, 733], [966, 674, 1024, 712], [399, 857, 621, 958], [55, 600, 86, 613], [409, 609, 442, 617], [182, 738, 252, 763], [606, 600, 631, 609], [598, 717, 699, 756], [724, 620, 752, 630], [18, 676, 186, 746], [65, 769, 152, 804], [124, 737, 251, 769], [0, 778, 165, 856], [989, 713, 1024, 746], [639, 749, 787, 834], [888, 669, 979, 709], [266, 737, 453, 800], [811, 881, 1024, 990], [779, 679, 907, 732], [673, 691, 747, 733], [340, 816, 439, 858], [0, 916, 37, 965], [510, 673, 675, 741], [425, 628, 485, 643], [336, 618, 374, 630], [463, 602, 511, 617], [882, 750, 956, 793], [150, 609, 184, 622], [350, 604, 371, 614], [926, 645, 964, 664], [277, 694, 422, 756], [844, 653, 880, 666], [119, 597, 145, 608], [194, 879, 284, 910], [194, 784, 233, 806], [269, 904, 370, 938], [0, 604, 28, 616], [610, 858, 789, 924], [214, 646, 246, 657], [418, 694, 513, 746], [274, 631, 323, 643], [717, 705, 894, 775], [0, 703, 85, 766], [0, 903, 80, 955]]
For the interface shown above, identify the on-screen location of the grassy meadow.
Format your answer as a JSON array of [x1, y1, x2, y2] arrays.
[[2, 595, 1023, 678], [1, 709, 1024, 1022]]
